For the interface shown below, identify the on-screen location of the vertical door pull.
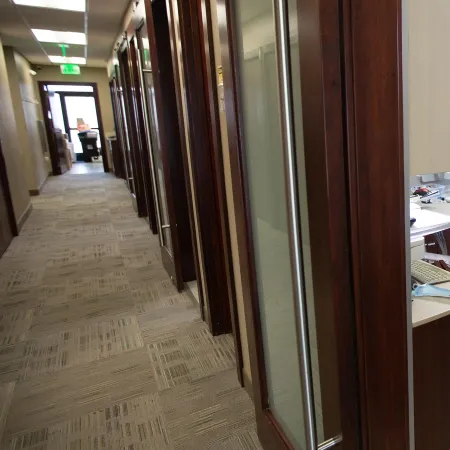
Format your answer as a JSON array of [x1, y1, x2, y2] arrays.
[[273, 0, 317, 448]]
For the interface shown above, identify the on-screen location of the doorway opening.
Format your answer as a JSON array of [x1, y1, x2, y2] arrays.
[[38, 81, 109, 174]]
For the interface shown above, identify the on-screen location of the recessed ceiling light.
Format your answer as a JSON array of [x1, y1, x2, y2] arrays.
[[13, 0, 86, 12], [48, 56, 86, 65], [32, 29, 86, 45]]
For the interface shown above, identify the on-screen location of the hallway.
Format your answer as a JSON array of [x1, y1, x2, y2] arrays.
[[0, 173, 261, 449]]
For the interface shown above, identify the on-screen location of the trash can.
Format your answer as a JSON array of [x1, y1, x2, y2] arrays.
[[78, 130, 99, 162]]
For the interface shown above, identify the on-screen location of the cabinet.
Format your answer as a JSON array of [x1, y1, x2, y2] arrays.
[[424, 229, 450, 255]]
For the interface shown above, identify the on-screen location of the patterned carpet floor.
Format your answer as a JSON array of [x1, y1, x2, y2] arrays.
[[0, 172, 261, 450]]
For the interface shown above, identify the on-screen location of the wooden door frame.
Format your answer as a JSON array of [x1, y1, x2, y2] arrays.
[[118, 44, 149, 218], [108, 77, 127, 180], [59, 92, 105, 167], [0, 138, 18, 238], [114, 65, 135, 197], [166, 0, 240, 337], [37, 81, 109, 173], [37, 82, 60, 175], [128, 35, 158, 234], [197, 0, 244, 381], [217, 0, 409, 448], [341, 0, 410, 447], [142, 0, 196, 289]]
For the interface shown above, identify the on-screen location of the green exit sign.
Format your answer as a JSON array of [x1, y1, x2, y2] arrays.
[[60, 64, 81, 75]]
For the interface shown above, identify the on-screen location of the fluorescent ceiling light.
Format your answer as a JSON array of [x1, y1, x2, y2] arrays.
[[32, 29, 86, 45], [13, 0, 85, 12], [48, 56, 86, 65]]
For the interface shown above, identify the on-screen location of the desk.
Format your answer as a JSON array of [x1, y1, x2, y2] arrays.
[[413, 291, 450, 449], [410, 208, 450, 239]]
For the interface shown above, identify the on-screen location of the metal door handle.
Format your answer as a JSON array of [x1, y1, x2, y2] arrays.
[[318, 435, 343, 450], [273, 0, 316, 448]]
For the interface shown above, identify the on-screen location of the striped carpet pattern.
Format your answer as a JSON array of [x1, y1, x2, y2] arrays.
[[0, 173, 261, 450]]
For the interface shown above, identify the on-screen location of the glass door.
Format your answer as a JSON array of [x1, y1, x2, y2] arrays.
[[136, 24, 173, 254], [231, 0, 348, 448], [116, 63, 136, 196], [61, 95, 101, 159]]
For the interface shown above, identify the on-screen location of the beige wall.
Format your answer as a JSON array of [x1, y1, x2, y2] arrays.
[[0, 40, 31, 225], [4, 48, 49, 192], [211, 0, 251, 384], [33, 66, 115, 143], [408, 0, 450, 175]]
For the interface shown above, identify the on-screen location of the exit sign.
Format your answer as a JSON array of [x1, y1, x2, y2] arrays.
[[60, 64, 81, 75]]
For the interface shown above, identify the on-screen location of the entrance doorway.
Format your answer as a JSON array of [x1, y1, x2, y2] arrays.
[[38, 82, 109, 174]]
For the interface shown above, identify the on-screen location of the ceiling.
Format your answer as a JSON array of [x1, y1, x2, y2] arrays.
[[0, 0, 130, 67]]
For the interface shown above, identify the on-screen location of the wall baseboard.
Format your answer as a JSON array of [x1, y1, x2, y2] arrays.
[[29, 175, 49, 196], [17, 202, 32, 232], [243, 370, 254, 402]]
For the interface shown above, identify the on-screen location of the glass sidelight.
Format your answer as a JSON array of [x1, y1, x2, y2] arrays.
[[136, 27, 173, 254], [233, 0, 341, 448], [115, 66, 136, 195]]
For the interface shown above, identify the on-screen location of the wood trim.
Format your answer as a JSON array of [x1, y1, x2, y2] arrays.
[[243, 370, 253, 402], [145, 0, 196, 289], [37, 82, 60, 175], [295, 0, 361, 443], [17, 202, 32, 232], [113, 67, 133, 190], [169, 0, 232, 335], [91, 86, 109, 173], [109, 79, 127, 180], [162, 0, 205, 306], [413, 314, 450, 449], [198, 0, 243, 380], [129, 36, 158, 234], [0, 138, 18, 237], [29, 174, 48, 197], [341, 0, 410, 447], [119, 46, 148, 217]]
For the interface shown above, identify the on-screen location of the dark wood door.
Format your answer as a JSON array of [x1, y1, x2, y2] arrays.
[[113, 70, 134, 193], [217, 0, 410, 447], [217, 0, 365, 447], [141, 0, 196, 290], [0, 139, 16, 257], [127, 37, 158, 234], [37, 83, 68, 176], [119, 47, 147, 217]]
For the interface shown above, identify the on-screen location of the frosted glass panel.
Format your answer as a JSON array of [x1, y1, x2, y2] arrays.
[[143, 71, 172, 254], [235, 1, 306, 447]]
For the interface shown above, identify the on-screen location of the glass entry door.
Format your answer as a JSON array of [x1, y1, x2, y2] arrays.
[[230, 0, 350, 448], [136, 23, 174, 255], [62, 95, 101, 158]]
